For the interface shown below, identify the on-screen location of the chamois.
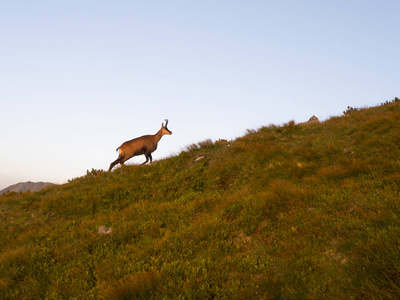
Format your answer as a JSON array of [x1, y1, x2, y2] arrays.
[[108, 119, 172, 172]]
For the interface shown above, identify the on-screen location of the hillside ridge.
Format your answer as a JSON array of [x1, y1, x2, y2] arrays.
[[1, 99, 399, 299]]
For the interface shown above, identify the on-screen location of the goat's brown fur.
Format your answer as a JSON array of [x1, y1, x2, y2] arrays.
[[108, 120, 172, 172]]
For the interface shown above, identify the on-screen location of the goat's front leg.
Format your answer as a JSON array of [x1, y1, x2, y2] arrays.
[[142, 154, 150, 165], [109, 158, 121, 172]]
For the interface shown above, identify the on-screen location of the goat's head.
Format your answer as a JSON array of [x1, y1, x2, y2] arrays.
[[161, 119, 172, 135]]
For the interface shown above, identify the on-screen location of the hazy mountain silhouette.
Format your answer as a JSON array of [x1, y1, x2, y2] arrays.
[[0, 181, 55, 194]]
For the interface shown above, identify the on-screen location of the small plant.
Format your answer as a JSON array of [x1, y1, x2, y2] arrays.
[[380, 97, 400, 106], [343, 106, 360, 115], [197, 139, 214, 148], [86, 168, 103, 177], [185, 143, 199, 151]]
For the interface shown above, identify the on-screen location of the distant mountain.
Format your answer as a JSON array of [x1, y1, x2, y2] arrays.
[[0, 181, 55, 194]]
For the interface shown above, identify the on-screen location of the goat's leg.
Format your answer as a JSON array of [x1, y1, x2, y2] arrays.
[[142, 154, 150, 165], [109, 156, 124, 172], [108, 159, 119, 172]]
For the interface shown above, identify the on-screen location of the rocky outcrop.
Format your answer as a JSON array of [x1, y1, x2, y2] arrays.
[[300, 115, 320, 125]]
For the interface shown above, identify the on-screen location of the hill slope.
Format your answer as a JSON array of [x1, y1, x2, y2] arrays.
[[1, 99, 400, 299]]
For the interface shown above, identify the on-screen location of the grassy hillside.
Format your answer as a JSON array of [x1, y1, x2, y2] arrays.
[[1, 99, 400, 299]]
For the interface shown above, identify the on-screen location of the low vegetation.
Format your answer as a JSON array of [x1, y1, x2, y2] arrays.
[[1, 98, 400, 299]]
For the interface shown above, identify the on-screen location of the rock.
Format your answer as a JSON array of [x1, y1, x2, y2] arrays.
[[98, 226, 112, 235], [300, 115, 319, 125]]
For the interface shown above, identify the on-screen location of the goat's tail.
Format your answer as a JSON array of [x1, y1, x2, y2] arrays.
[[116, 147, 120, 152]]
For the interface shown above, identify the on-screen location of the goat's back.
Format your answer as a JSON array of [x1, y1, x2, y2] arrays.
[[120, 135, 157, 157]]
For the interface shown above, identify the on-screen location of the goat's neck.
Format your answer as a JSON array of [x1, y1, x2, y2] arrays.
[[154, 129, 164, 143]]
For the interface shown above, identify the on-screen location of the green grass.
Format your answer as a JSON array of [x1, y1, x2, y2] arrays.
[[1, 98, 400, 299]]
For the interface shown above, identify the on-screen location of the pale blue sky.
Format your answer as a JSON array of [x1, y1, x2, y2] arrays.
[[1, 1, 399, 189]]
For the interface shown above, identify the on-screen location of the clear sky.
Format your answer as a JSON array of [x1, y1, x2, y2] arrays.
[[1, 0, 399, 190]]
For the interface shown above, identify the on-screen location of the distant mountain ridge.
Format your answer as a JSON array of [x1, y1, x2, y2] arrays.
[[0, 181, 54, 194]]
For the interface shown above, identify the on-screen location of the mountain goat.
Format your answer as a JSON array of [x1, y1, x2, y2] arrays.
[[108, 120, 172, 172]]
